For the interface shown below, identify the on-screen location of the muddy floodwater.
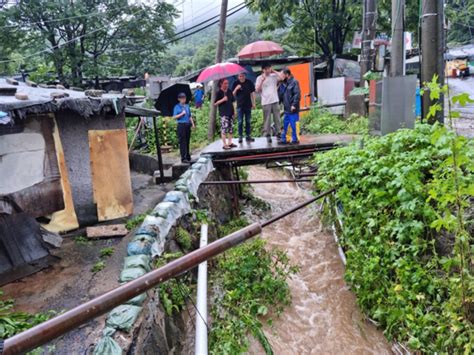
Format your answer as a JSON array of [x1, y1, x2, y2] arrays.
[[246, 166, 392, 355]]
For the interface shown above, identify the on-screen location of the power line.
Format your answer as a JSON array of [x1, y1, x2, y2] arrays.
[[173, 2, 245, 37], [165, 3, 248, 45], [0, 7, 145, 64], [0, 3, 132, 31]]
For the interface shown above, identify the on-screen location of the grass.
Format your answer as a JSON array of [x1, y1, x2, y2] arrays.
[[91, 261, 106, 273], [99, 247, 114, 258]]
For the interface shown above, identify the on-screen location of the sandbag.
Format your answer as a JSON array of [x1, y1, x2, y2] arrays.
[[106, 305, 142, 332], [123, 255, 151, 272], [127, 235, 153, 256], [93, 327, 122, 355], [119, 267, 146, 283]]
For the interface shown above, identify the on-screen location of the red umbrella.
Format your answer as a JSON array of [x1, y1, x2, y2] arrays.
[[196, 62, 247, 82], [237, 40, 284, 59]]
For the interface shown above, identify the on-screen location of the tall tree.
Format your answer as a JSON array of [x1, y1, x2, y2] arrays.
[[4, 0, 177, 85], [248, 0, 361, 74]]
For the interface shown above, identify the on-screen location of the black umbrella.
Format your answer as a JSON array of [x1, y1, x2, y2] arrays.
[[154, 82, 192, 117]]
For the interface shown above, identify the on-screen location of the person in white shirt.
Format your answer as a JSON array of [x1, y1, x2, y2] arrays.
[[256, 63, 284, 143]]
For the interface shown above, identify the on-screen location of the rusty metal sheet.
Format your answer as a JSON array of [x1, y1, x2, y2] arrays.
[[88, 129, 133, 221]]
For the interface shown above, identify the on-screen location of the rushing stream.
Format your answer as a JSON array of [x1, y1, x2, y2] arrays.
[[246, 166, 392, 354]]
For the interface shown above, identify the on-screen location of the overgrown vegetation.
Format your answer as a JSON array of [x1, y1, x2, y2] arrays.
[[91, 261, 106, 273], [125, 211, 149, 231], [314, 88, 473, 353], [210, 238, 299, 354], [153, 252, 191, 316], [0, 291, 54, 338], [99, 247, 114, 258], [175, 227, 192, 251], [300, 107, 369, 135], [209, 217, 299, 354]]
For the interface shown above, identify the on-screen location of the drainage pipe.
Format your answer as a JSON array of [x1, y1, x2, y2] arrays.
[[195, 224, 208, 355]]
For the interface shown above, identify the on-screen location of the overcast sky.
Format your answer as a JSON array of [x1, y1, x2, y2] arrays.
[[167, 0, 245, 31]]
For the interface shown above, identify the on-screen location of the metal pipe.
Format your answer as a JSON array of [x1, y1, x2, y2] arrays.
[[3, 188, 334, 354], [195, 224, 208, 355], [3, 223, 262, 355], [201, 179, 313, 185], [261, 188, 335, 228]]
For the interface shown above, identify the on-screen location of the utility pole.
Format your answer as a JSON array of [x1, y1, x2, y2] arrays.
[[208, 0, 228, 140], [390, 0, 405, 76], [420, 0, 445, 124], [360, 0, 377, 84]]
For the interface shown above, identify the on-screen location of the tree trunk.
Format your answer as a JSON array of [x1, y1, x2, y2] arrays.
[[360, 0, 377, 84]]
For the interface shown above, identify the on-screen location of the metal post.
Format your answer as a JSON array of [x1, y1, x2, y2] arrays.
[[153, 116, 165, 184], [195, 224, 208, 355], [390, 0, 405, 76]]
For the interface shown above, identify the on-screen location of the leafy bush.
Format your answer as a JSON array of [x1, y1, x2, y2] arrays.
[[175, 226, 192, 250], [125, 211, 149, 231], [0, 291, 55, 338], [301, 107, 369, 135], [209, 238, 299, 354], [154, 252, 191, 316], [314, 123, 473, 352]]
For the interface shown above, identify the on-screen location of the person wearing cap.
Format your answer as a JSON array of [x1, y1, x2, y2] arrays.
[[256, 62, 283, 143], [173, 92, 195, 163], [194, 84, 204, 109], [280, 68, 301, 145]]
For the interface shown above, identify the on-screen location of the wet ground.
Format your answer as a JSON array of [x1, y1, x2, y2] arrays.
[[1, 171, 173, 354], [245, 166, 392, 354], [446, 77, 474, 138]]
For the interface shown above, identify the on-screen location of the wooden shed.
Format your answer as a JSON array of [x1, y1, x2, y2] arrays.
[[0, 80, 134, 233]]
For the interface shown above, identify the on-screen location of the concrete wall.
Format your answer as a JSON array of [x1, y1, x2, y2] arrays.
[[56, 111, 125, 225]]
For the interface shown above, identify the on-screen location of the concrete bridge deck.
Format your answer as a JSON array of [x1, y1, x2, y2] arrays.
[[202, 134, 358, 165]]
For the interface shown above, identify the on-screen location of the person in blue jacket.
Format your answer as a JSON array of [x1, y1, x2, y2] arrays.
[[194, 84, 204, 109], [173, 93, 195, 163], [280, 68, 301, 145]]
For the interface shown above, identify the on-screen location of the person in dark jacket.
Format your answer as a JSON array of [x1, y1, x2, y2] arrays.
[[280, 68, 301, 144]]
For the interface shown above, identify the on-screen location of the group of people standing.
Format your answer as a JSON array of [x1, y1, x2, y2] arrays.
[[215, 63, 301, 150], [172, 62, 301, 161]]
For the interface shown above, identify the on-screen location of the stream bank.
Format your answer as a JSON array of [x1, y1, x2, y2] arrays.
[[245, 166, 392, 354]]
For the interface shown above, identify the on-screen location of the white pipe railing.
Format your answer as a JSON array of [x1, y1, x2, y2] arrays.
[[195, 224, 208, 355]]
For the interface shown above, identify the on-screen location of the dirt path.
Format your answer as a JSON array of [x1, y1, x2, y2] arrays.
[[246, 166, 392, 355]]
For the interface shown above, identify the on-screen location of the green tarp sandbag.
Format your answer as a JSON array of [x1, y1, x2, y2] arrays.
[[123, 255, 151, 272], [126, 292, 147, 306], [106, 305, 142, 332], [93, 327, 122, 355], [119, 267, 146, 283]]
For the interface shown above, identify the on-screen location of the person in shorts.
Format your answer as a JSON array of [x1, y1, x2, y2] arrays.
[[214, 78, 236, 150]]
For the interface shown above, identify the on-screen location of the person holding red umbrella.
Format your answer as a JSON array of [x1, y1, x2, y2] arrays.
[[214, 78, 237, 150]]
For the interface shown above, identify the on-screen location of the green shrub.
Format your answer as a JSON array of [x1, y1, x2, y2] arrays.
[[315, 123, 473, 352], [176, 227, 192, 250], [301, 107, 369, 135], [154, 253, 191, 316], [0, 291, 55, 338], [209, 238, 299, 354]]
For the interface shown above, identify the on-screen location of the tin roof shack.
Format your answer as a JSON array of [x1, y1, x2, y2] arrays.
[[0, 80, 133, 234]]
